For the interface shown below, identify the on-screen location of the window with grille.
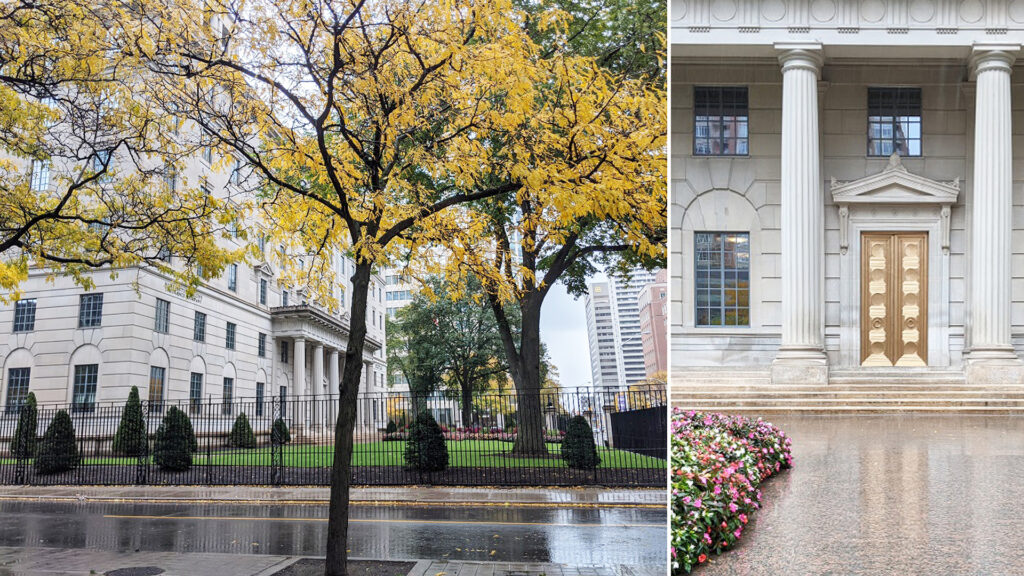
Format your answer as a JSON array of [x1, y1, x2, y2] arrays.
[[258, 333, 267, 357], [282, 290, 289, 306], [228, 264, 237, 292], [256, 382, 265, 417], [78, 293, 104, 328], [5, 367, 30, 411], [694, 87, 748, 156], [72, 364, 98, 413], [226, 322, 236, 350], [190, 372, 203, 414], [30, 160, 50, 191], [222, 377, 233, 415], [193, 311, 206, 342], [259, 279, 267, 305], [149, 366, 165, 413], [13, 299, 36, 332], [154, 298, 170, 333], [868, 87, 922, 157], [694, 232, 751, 327]]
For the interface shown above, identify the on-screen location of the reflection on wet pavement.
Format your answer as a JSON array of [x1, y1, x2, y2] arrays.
[[0, 500, 666, 566], [700, 414, 1024, 575]]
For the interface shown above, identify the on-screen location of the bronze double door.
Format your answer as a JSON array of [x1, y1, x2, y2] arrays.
[[860, 232, 928, 367]]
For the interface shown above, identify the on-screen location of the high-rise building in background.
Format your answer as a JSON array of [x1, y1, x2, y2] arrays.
[[638, 269, 668, 377], [585, 269, 661, 388]]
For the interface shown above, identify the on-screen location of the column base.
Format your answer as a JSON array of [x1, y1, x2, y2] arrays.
[[772, 347, 829, 385], [964, 347, 1024, 384]]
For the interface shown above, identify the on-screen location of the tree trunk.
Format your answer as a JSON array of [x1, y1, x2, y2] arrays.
[[460, 379, 473, 428], [324, 262, 372, 576], [510, 304, 547, 455]]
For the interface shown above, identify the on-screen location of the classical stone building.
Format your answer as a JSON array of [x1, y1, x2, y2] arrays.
[[671, 0, 1024, 391], [0, 159, 390, 429]]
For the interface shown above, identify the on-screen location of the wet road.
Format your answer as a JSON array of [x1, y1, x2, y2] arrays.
[[0, 500, 666, 566], [699, 414, 1024, 575]]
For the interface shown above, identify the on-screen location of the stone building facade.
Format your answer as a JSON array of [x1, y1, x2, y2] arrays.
[[671, 0, 1024, 384]]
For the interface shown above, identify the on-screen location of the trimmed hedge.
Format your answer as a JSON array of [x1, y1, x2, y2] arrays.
[[112, 386, 148, 456], [228, 413, 256, 448], [34, 410, 79, 475], [11, 392, 38, 459], [561, 415, 600, 470], [404, 411, 448, 472], [153, 407, 196, 471]]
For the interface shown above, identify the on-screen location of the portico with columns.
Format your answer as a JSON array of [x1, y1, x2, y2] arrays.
[[271, 304, 386, 429], [671, 0, 1024, 387]]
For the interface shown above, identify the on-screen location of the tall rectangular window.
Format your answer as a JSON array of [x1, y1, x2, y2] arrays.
[[868, 87, 922, 156], [78, 293, 104, 328], [282, 290, 289, 306], [30, 159, 50, 191], [222, 377, 233, 415], [13, 299, 36, 332], [148, 366, 166, 413], [225, 322, 236, 350], [259, 279, 267, 305], [72, 364, 98, 413], [5, 367, 30, 411], [695, 232, 750, 327], [256, 382, 265, 417], [279, 385, 287, 418], [694, 87, 748, 156], [154, 298, 170, 334], [189, 372, 203, 414], [193, 311, 207, 342], [258, 333, 267, 357], [280, 340, 289, 364], [227, 264, 237, 292]]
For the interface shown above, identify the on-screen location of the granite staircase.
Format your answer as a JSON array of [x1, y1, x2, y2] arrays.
[[670, 367, 1024, 412]]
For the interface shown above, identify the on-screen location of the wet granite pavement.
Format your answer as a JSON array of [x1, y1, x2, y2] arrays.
[[698, 414, 1024, 575]]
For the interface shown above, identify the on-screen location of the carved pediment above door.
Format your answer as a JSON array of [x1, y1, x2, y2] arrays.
[[830, 154, 960, 254]]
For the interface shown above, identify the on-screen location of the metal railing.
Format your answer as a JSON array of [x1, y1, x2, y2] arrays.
[[0, 386, 667, 487]]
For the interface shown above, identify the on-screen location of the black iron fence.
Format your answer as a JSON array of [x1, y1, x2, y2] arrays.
[[0, 386, 666, 487]]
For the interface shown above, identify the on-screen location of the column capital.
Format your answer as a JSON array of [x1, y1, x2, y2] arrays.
[[776, 43, 824, 76], [969, 44, 1019, 78]]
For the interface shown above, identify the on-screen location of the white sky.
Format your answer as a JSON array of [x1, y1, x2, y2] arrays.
[[540, 271, 607, 390]]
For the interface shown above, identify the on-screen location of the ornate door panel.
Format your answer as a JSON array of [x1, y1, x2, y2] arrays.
[[860, 233, 928, 367]]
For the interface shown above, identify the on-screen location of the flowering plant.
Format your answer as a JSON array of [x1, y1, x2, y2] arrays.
[[670, 409, 792, 573]]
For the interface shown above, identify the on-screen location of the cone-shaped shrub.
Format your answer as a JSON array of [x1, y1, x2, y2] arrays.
[[153, 407, 196, 471], [112, 386, 148, 456], [11, 392, 38, 459], [404, 411, 448, 472], [562, 415, 601, 470], [34, 410, 79, 475], [385, 420, 397, 434], [228, 413, 256, 448], [271, 417, 291, 445]]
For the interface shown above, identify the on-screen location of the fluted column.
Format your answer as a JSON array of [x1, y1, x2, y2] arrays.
[[312, 343, 324, 426], [772, 44, 829, 385], [328, 349, 340, 426], [292, 337, 306, 425], [966, 45, 1022, 381]]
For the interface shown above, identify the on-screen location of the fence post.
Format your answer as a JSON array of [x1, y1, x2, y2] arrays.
[[135, 401, 149, 485], [271, 395, 283, 486], [13, 404, 26, 485]]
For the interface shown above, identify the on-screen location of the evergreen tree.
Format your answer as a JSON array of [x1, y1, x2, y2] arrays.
[[404, 411, 448, 472], [271, 417, 291, 445], [11, 392, 38, 459], [228, 413, 256, 448], [112, 386, 148, 456], [34, 410, 79, 475], [562, 415, 601, 470], [153, 406, 196, 471]]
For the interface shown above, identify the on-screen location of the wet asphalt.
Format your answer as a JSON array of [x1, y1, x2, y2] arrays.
[[0, 500, 666, 566]]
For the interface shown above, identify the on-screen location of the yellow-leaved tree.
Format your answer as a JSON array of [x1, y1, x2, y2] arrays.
[[411, 13, 667, 456], [122, 1, 555, 573], [0, 1, 240, 297]]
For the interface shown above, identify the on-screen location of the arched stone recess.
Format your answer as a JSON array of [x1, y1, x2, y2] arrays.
[[147, 347, 170, 405], [1, 348, 34, 406], [66, 344, 103, 405]]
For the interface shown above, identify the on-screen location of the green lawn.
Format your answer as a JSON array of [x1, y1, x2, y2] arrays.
[[7, 440, 664, 469]]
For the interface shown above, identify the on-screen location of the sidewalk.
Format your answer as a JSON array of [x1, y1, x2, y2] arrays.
[[0, 547, 663, 576], [0, 485, 664, 508]]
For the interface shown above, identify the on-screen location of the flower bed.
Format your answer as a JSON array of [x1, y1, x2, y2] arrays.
[[670, 409, 793, 573]]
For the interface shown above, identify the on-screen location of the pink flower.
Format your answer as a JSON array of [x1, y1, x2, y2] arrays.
[[739, 513, 748, 524], [734, 528, 743, 539], [728, 502, 738, 513], [693, 498, 702, 508]]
